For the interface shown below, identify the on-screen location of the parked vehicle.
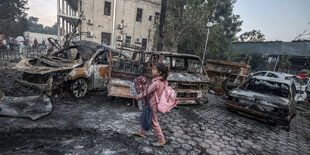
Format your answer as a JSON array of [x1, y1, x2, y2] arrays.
[[108, 51, 210, 104], [226, 76, 297, 125], [15, 40, 129, 98], [305, 77, 310, 102], [251, 71, 308, 102]]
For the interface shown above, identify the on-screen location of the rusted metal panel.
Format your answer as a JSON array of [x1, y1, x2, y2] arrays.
[[205, 59, 251, 95], [99, 67, 108, 77], [69, 67, 86, 80], [107, 79, 135, 99]]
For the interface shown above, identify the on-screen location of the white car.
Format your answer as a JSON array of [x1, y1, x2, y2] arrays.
[[251, 71, 308, 102], [305, 77, 310, 102]]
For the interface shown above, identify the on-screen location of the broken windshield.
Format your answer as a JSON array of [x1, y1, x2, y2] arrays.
[[240, 78, 290, 98], [165, 56, 202, 74]]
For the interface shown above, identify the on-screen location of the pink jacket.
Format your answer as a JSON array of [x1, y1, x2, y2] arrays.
[[137, 76, 167, 107]]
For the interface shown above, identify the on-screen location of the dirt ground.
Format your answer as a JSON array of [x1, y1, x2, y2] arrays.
[[0, 67, 310, 154]]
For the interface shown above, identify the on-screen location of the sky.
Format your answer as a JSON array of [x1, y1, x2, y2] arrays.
[[26, 0, 57, 27], [234, 0, 310, 41], [26, 0, 310, 41]]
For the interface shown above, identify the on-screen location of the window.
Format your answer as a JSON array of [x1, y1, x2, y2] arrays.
[[163, 56, 171, 65], [136, 8, 143, 22], [104, 1, 111, 16], [142, 38, 147, 50], [154, 12, 160, 24], [267, 73, 278, 78], [101, 32, 111, 45], [125, 36, 131, 44], [253, 72, 266, 76], [172, 57, 185, 71], [188, 59, 202, 73], [149, 15, 152, 21]]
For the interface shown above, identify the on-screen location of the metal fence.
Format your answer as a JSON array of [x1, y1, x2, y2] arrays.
[[0, 47, 46, 61]]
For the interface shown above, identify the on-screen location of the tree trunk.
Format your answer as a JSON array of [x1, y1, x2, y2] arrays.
[[172, 42, 178, 53], [157, 0, 167, 51]]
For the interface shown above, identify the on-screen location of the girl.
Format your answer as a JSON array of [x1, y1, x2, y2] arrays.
[[134, 63, 169, 147]]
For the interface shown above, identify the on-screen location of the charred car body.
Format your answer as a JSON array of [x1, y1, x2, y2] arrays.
[[108, 51, 210, 104], [226, 76, 296, 125], [16, 40, 129, 98], [222, 74, 248, 96]]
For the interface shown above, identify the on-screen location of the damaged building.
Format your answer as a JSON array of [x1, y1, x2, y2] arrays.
[[57, 0, 161, 51]]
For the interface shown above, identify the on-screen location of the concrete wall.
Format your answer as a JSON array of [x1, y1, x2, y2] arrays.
[[81, 0, 161, 50]]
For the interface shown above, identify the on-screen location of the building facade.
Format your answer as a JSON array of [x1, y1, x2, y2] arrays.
[[57, 0, 161, 51]]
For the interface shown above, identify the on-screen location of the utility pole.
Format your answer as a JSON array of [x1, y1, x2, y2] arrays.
[[202, 22, 213, 64], [157, 0, 167, 51]]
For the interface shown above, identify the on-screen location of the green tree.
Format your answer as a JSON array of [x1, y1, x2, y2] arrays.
[[278, 55, 291, 71], [0, 0, 28, 37], [164, 0, 209, 52], [163, 0, 242, 61], [238, 30, 265, 42]]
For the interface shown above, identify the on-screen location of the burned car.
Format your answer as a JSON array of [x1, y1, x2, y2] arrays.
[[16, 40, 129, 98], [226, 76, 296, 125], [108, 51, 210, 104], [222, 74, 248, 96]]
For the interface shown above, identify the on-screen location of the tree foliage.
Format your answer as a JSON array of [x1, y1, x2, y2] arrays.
[[237, 30, 265, 42], [0, 0, 28, 37], [163, 0, 242, 61], [278, 55, 291, 70], [27, 16, 57, 35]]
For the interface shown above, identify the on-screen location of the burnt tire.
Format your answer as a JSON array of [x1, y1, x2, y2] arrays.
[[71, 78, 88, 98]]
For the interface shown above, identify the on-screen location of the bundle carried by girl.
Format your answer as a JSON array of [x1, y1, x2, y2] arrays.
[[155, 81, 178, 114]]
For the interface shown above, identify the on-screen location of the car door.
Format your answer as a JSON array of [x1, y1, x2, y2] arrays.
[[90, 51, 109, 90]]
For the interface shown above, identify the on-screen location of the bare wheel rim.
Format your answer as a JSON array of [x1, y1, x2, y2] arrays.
[[72, 78, 88, 98]]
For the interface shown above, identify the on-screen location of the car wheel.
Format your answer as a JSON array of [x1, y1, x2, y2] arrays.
[[71, 78, 88, 98]]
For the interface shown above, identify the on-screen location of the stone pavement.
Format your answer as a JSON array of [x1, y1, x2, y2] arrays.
[[134, 94, 310, 155], [0, 91, 309, 154]]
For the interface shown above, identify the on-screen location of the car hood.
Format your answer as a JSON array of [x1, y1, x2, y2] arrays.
[[16, 56, 83, 74], [168, 72, 209, 83], [230, 89, 291, 109]]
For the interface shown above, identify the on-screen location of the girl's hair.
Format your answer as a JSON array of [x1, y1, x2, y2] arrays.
[[155, 63, 169, 81]]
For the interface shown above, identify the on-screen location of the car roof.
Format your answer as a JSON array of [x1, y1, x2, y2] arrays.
[[254, 71, 297, 77], [251, 75, 293, 85]]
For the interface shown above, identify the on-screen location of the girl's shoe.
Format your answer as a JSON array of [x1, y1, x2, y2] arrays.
[[151, 141, 166, 147], [132, 132, 144, 137]]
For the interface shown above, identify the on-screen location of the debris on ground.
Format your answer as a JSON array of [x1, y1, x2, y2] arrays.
[[0, 94, 52, 120]]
